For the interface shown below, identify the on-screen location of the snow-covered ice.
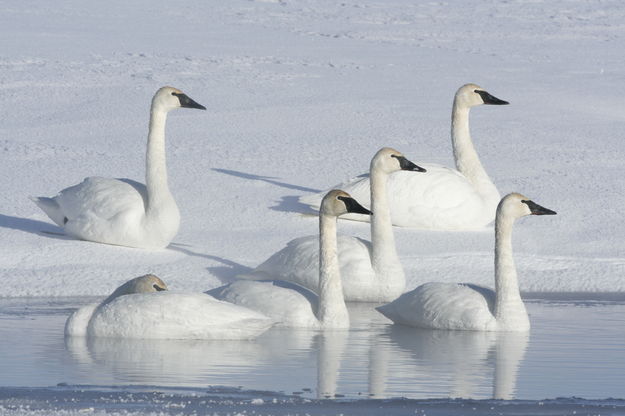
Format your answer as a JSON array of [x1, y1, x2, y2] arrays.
[[2, 0, 624, 298]]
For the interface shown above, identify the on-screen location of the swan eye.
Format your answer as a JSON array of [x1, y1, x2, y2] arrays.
[[153, 284, 166, 291]]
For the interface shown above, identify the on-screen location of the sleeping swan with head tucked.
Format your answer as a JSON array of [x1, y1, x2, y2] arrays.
[[65, 274, 274, 339], [299, 84, 509, 230], [377, 193, 556, 332], [31, 86, 206, 249]]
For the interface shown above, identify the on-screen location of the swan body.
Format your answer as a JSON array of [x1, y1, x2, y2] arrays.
[[31, 87, 206, 249], [65, 274, 274, 339], [377, 193, 556, 331], [209, 190, 372, 329], [299, 84, 508, 230], [239, 148, 426, 302]]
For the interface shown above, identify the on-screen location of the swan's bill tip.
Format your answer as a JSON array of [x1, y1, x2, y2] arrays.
[[521, 200, 557, 216], [475, 89, 509, 105], [172, 92, 206, 110]]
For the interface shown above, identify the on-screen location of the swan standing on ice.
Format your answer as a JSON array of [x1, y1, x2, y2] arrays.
[[31, 86, 206, 249], [299, 84, 508, 230], [208, 190, 372, 329], [238, 148, 426, 302], [376, 193, 556, 331], [65, 274, 274, 339]]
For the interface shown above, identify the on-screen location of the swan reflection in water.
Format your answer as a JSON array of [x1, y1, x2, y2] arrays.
[[65, 304, 528, 400], [65, 328, 349, 399], [370, 325, 529, 399]]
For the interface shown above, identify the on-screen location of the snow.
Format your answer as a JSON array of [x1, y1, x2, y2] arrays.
[[2, 0, 623, 299]]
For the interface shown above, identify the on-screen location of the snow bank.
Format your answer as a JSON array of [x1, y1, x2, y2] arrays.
[[1, 0, 624, 297]]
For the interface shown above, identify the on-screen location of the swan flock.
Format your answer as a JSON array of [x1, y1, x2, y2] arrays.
[[28, 84, 557, 338]]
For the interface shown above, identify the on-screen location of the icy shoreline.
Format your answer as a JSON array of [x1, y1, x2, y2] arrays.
[[2, 385, 625, 416]]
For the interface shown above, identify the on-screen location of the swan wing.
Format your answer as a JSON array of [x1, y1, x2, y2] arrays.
[[87, 292, 274, 339], [55, 177, 147, 223], [208, 280, 320, 328], [239, 235, 375, 301], [377, 282, 496, 331], [298, 164, 496, 229]]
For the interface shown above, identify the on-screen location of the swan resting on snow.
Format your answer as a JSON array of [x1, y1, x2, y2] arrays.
[[376, 193, 556, 332], [208, 190, 372, 329], [298, 83, 508, 230], [31, 86, 205, 249], [237, 147, 426, 302], [65, 274, 274, 339]]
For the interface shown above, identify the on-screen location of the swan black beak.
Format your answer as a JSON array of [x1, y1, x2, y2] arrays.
[[522, 200, 557, 216], [393, 155, 427, 173], [153, 284, 168, 291], [174, 93, 207, 110], [338, 196, 372, 216], [475, 90, 509, 105]]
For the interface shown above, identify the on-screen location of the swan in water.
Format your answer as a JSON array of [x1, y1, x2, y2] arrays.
[[376, 193, 556, 331], [299, 84, 508, 230], [65, 274, 274, 339], [208, 190, 372, 329], [237, 148, 426, 302], [31, 86, 206, 249]]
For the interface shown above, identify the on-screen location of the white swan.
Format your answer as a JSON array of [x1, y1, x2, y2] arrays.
[[208, 190, 372, 329], [65, 274, 274, 339], [238, 148, 426, 302], [31, 86, 206, 249], [299, 84, 508, 230], [376, 193, 556, 331]]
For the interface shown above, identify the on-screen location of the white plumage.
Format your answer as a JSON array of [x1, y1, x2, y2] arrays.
[[299, 84, 508, 230], [239, 148, 426, 302], [65, 274, 274, 339], [377, 193, 556, 331], [31, 86, 206, 249], [209, 190, 372, 329]]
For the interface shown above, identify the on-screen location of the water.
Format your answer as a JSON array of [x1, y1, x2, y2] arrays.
[[0, 298, 624, 401]]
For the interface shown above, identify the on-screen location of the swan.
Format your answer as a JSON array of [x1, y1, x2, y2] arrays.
[[237, 148, 426, 302], [208, 190, 372, 329], [65, 274, 275, 339], [31, 86, 206, 249], [376, 193, 556, 331], [299, 83, 508, 230]]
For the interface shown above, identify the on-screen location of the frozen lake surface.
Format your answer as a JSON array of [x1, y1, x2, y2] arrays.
[[1, 298, 624, 415]]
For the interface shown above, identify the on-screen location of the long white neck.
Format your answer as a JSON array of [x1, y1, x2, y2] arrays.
[[493, 212, 528, 328], [370, 164, 405, 290], [317, 213, 349, 328], [145, 107, 174, 215], [451, 102, 499, 203]]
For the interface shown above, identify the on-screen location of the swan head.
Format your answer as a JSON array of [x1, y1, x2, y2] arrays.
[[322, 190, 372, 217], [371, 147, 426, 174], [102, 274, 168, 304], [152, 86, 206, 112], [455, 84, 509, 108], [498, 193, 557, 219]]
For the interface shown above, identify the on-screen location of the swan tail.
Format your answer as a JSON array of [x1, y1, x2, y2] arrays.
[[30, 196, 67, 227]]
